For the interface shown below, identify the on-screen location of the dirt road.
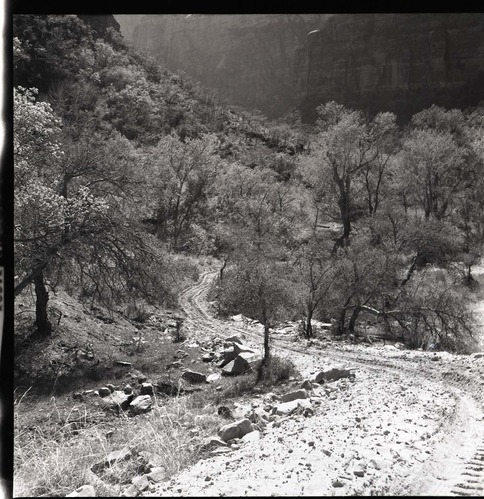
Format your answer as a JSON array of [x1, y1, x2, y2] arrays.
[[154, 271, 484, 496]]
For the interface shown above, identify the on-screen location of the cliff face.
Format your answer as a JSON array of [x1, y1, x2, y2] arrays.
[[117, 14, 329, 118], [295, 13, 484, 122]]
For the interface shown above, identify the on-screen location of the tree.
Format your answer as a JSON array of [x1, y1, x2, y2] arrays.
[[300, 102, 397, 251], [14, 86, 172, 335], [146, 132, 220, 252]]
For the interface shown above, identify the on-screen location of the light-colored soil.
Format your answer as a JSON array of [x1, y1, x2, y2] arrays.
[[149, 271, 484, 497]]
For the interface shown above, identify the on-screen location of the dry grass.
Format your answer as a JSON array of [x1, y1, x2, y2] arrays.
[[14, 391, 222, 497]]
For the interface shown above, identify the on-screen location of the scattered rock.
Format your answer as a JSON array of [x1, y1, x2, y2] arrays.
[[140, 382, 154, 395], [131, 475, 149, 491], [300, 379, 313, 391], [181, 370, 207, 384], [274, 398, 311, 416], [146, 467, 167, 483], [222, 352, 263, 376], [120, 484, 139, 497], [218, 418, 254, 442], [224, 334, 245, 344], [98, 387, 111, 397], [92, 447, 132, 474], [332, 479, 345, 488], [156, 381, 183, 396], [219, 346, 237, 368], [353, 469, 365, 477], [129, 395, 153, 414], [66, 485, 96, 497], [279, 389, 309, 403], [98, 391, 133, 413], [233, 342, 256, 357], [241, 430, 260, 443], [202, 436, 228, 449], [315, 368, 353, 383], [207, 372, 221, 382]]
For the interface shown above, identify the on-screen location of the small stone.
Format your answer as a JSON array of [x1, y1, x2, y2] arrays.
[[129, 395, 153, 414], [205, 476, 212, 482], [66, 485, 96, 497], [332, 479, 345, 488], [353, 470, 365, 477], [140, 383, 154, 396], [98, 387, 111, 397], [146, 467, 167, 483], [131, 474, 149, 491], [181, 370, 207, 384]]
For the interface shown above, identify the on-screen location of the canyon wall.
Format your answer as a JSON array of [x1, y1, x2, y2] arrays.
[[116, 14, 484, 122], [116, 14, 328, 118], [295, 13, 484, 122]]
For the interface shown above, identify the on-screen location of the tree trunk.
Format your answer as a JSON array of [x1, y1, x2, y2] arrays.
[[348, 305, 361, 335], [34, 270, 52, 336], [305, 309, 313, 339]]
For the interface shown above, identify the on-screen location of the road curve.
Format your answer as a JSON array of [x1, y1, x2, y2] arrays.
[[175, 270, 484, 496]]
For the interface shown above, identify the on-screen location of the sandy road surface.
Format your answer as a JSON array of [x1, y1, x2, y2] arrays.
[[150, 271, 484, 496]]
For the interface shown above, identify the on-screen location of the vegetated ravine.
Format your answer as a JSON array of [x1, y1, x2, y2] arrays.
[[166, 269, 484, 497]]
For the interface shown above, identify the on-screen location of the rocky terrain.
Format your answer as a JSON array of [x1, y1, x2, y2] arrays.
[[14, 269, 484, 497], [145, 271, 484, 497]]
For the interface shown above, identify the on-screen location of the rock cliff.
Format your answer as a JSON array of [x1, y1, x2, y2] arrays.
[[116, 14, 484, 122], [295, 13, 484, 122], [116, 14, 329, 118]]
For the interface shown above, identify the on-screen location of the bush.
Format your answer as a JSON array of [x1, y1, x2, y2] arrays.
[[257, 355, 299, 386]]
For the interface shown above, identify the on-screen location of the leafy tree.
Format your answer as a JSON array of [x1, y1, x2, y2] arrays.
[[146, 132, 221, 251], [14, 87, 171, 335]]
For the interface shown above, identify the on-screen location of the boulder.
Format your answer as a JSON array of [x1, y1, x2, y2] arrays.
[[181, 370, 207, 384], [240, 430, 260, 443], [207, 372, 221, 382], [129, 395, 153, 414], [99, 391, 133, 412], [300, 379, 313, 391], [219, 346, 237, 368], [92, 447, 132, 474], [156, 380, 183, 396], [140, 382, 154, 395], [218, 418, 254, 442], [202, 435, 228, 449], [233, 342, 256, 357], [131, 474, 149, 491], [98, 387, 111, 397], [274, 398, 312, 416], [221, 352, 262, 376], [248, 407, 271, 424], [315, 368, 353, 383], [146, 467, 167, 483], [106, 384, 115, 393], [202, 353, 213, 362], [471, 352, 484, 359], [224, 334, 245, 344], [279, 388, 309, 403], [66, 485, 96, 497]]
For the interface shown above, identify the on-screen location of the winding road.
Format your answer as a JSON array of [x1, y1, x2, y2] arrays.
[[168, 270, 484, 496]]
